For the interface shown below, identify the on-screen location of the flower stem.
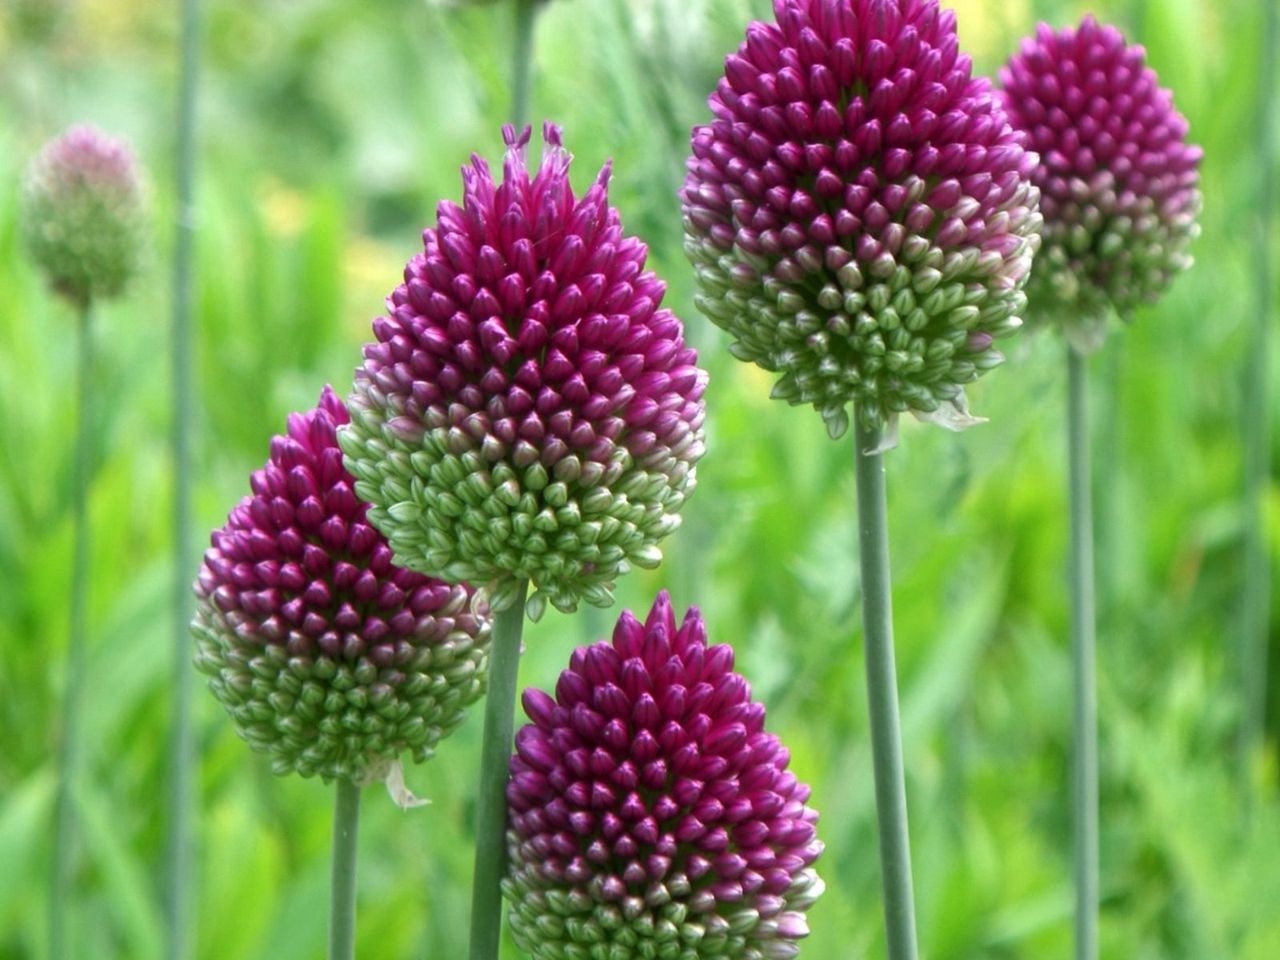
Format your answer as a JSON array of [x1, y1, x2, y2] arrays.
[[511, 0, 537, 130], [166, 0, 201, 954], [1067, 346, 1099, 960], [329, 779, 362, 960], [468, 580, 528, 960], [1240, 0, 1277, 787], [852, 416, 919, 960], [49, 297, 94, 960]]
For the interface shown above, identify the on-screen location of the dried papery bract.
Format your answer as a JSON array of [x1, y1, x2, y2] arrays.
[[193, 386, 491, 783], [683, 0, 1042, 439], [22, 124, 147, 960], [341, 124, 708, 619], [999, 16, 1202, 351], [504, 592, 824, 959]]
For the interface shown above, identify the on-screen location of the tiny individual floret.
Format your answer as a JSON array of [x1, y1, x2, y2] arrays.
[[683, 0, 1042, 438], [20, 124, 146, 306], [192, 386, 490, 783], [999, 16, 1202, 348], [503, 592, 823, 959], [341, 124, 707, 617]]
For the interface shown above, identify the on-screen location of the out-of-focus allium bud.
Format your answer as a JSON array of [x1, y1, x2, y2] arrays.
[[341, 125, 707, 619], [20, 125, 146, 306], [503, 592, 823, 959], [1000, 16, 1202, 350], [683, 0, 1042, 440], [193, 387, 490, 783]]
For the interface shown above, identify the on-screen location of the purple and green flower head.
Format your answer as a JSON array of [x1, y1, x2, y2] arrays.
[[680, 0, 1039, 440], [20, 124, 146, 307], [503, 592, 823, 959], [683, 0, 1042, 440], [999, 16, 1202, 350], [193, 387, 490, 783], [340, 124, 707, 619]]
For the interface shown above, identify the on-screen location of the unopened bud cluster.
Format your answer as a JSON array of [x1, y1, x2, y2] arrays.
[[20, 125, 146, 306], [1000, 16, 1202, 344], [193, 387, 490, 782], [504, 593, 823, 959], [683, 0, 1041, 436], [341, 125, 707, 617]]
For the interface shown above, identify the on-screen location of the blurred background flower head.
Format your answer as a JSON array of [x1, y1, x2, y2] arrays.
[[1000, 15, 1203, 350], [19, 124, 146, 307]]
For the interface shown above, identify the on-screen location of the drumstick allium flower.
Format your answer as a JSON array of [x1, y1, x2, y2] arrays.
[[341, 124, 708, 619], [683, 0, 1042, 439], [20, 124, 146, 307], [504, 592, 824, 959], [999, 16, 1203, 349], [193, 387, 490, 783]]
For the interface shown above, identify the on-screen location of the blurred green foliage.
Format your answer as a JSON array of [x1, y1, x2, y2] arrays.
[[0, 0, 1277, 957]]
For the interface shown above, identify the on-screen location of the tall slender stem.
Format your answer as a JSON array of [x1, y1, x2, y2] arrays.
[[1067, 346, 1099, 960], [1240, 0, 1277, 783], [49, 298, 94, 960], [852, 416, 919, 960], [167, 0, 201, 955], [328, 779, 362, 960], [511, 0, 536, 130], [468, 580, 528, 960]]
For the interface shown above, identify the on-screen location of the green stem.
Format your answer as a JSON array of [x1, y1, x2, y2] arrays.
[[468, 580, 528, 960], [1067, 346, 1099, 960], [50, 298, 94, 960], [167, 0, 201, 954], [328, 779, 362, 960], [852, 416, 919, 960], [511, 0, 536, 130], [1240, 0, 1277, 785]]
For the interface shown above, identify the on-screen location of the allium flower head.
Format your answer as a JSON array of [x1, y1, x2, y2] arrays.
[[999, 16, 1202, 348], [20, 124, 146, 306], [193, 387, 490, 783], [341, 125, 707, 618], [504, 592, 823, 959], [684, 0, 1042, 439]]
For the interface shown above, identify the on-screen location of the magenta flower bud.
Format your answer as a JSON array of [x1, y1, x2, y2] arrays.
[[683, 0, 1042, 439], [503, 592, 824, 958], [20, 125, 146, 306], [1000, 16, 1203, 349], [192, 387, 491, 783], [341, 125, 708, 618]]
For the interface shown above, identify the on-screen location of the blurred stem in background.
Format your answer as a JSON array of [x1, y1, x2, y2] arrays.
[[511, 0, 537, 130], [166, 0, 201, 955], [468, 582, 528, 960], [852, 418, 919, 960], [1240, 0, 1277, 788], [329, 780, 362, 960], [49, 298, 95, 960], [1067, 346, 1099, 960]]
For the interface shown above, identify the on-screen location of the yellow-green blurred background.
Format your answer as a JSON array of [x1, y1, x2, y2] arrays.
[[1, 0, 1277, 956]]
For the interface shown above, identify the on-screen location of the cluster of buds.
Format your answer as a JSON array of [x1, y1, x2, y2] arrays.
[[683, 0, 1042, 438], [999, 16, 1202, 349], [504, 592, 823, 959], [340, 124, 707, 617], [20, 125, 146, 307], [193, 387, 490, 783]]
